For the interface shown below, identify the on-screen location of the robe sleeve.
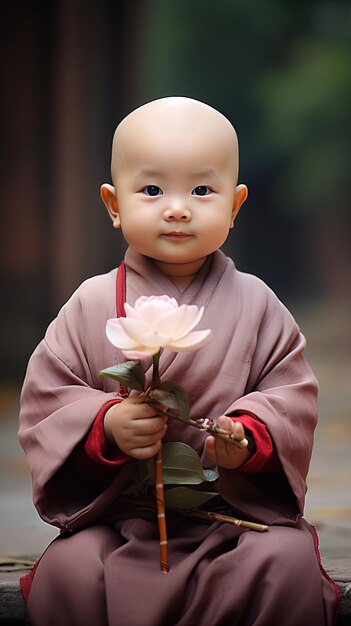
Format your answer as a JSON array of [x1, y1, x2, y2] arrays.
[[84, 401, 130, 467], [218, 283, 318, 521], [18, 273, 137, 531], [230, 413, 278, 472]]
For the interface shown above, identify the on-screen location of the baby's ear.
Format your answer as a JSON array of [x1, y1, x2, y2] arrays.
[[231, 184, 248, 227], [100, 184, 121, 228]]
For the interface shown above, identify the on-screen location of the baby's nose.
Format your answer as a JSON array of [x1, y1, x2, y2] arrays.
[[163, 201, 191, 222]]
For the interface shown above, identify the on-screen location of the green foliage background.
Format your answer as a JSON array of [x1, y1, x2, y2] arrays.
[[135, 0, 351, 300]]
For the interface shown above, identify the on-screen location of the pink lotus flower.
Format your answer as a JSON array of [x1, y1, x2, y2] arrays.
[[106, 295, 212, 360]]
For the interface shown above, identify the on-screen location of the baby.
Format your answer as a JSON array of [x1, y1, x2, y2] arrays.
[[19, 97, 338, 626], [100, 97, 249, 470]]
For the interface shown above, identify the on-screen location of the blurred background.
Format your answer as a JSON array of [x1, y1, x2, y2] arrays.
[[0, 0, 350, 555]]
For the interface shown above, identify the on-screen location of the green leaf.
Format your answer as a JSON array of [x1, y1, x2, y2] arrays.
[[99, 362, 146, 391], [148, 381, 189, 421], [161, 442, 207, 485], [164, 487, 218, 511], [135, 444, 219, 487]]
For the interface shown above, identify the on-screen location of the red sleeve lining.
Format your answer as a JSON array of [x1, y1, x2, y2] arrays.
[[229, 412, 281, 473], [84, 400, 130, 467]]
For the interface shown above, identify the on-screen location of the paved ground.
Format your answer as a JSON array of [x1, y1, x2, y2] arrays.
[[0, 400, 57, 558], [299, 302, 351, 563], [0, 301, 350, 564]]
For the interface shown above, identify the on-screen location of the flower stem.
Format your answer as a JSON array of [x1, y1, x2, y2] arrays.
[[184, 510, 268, 532], [155, 447, 169, 573], [151, 350, 168, 572], [145, 403, 249, 449], [151, 350, 162, 389]]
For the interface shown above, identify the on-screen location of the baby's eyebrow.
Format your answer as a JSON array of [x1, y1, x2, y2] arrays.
[[133, 167, 220, 181], [134, 168, 164, 179], [192, 169, 220, 179]]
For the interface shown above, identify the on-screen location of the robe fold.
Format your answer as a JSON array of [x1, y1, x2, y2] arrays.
[[19, 248, 338, 625]]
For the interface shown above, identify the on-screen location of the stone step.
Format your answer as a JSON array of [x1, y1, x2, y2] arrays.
[[0, 561, 350, 625]]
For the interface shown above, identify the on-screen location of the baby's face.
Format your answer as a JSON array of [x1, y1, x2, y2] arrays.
[[108, 98, 246, 272]]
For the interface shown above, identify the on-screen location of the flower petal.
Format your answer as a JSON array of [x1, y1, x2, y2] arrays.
[[156, 305, 204, 340], [122, 346, 160, 360], [106, 319, 139, 349], [123, 303, 143, 320], [135, 297, 179, 329], [119, 317, 152, 342], [135, 295, 178, 310], [108, 296, 212, 356], [138, 329, 172, 347], [167, 329, 213, 352]]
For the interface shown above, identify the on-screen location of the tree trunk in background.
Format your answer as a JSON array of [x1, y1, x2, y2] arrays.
[[0, 0, 141, 378]]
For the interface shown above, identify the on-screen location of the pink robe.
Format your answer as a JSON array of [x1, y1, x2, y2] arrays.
[[19, 248, 339, 625]]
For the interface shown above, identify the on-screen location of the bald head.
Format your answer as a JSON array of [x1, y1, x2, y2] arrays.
[[101, 96, 248, 277], [110, 97, 239, 186]]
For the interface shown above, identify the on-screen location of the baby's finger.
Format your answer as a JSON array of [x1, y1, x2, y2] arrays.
[[232, 420, 246, 442], [130, 430, 165, 447], [129, 440, 162, 460], [217, 415, 235, 432], [132, 416, 167, 435], [217, 416, 246, 445], [203, 435, 218, 465], [130, 402, 166, 420]]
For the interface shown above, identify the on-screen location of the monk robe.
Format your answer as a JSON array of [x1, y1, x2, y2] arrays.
[[19, 247, 339, 626]]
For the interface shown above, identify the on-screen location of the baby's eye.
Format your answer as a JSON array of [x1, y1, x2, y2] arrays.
[[192, 186, 211, 196], [142, 185, 163, 196]]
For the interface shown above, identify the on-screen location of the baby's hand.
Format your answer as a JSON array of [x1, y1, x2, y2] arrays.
[[204, 415, 251, 469], [104, 397, 167, 459]]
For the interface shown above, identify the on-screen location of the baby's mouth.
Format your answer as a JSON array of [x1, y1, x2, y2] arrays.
[[162, 232, 193, 238]]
